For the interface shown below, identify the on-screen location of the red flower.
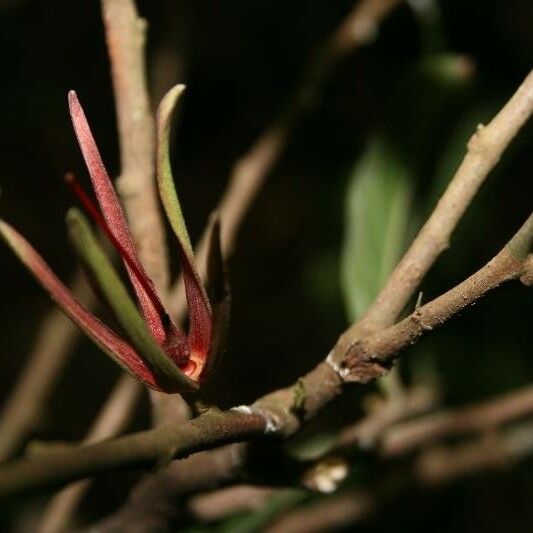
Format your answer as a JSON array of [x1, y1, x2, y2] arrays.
[[0, 87, 225, 393]]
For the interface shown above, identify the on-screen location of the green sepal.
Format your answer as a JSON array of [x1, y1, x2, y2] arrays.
[[156, 84, 195, 260], [66, 207, 198, 392]]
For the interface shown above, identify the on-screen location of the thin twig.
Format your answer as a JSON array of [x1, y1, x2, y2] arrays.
[[252, 214, 532, 435], [341, 221, 532, 383], [185, 385, 436, 523], [0, 410, 264, 496], [415, 420, 533, 485], [189, 485, 276, 522], [382, 381, 533, 457], [265, 490, 375, 533], [335, 385, 438, 450]]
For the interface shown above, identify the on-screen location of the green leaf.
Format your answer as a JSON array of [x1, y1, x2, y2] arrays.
[[66, 208, 198, 392], [340, 136, 412, 321]]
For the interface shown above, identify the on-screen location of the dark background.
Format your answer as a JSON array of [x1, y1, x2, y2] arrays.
[[0, 0, 531, 530]]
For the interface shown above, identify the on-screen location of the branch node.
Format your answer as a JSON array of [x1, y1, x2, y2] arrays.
[[415, 291, 423, 310], [411, 308, 433, 331], [467, 123, 498, 162], [326, 350, 351, 380], [344, 349, 392, 384], [231, 405, 279, 434], [291, 379, 306, 417]]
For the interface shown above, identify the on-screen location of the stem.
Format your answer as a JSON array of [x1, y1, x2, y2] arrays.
[[0, 410, 265, 497], [0, 272, 96, 461]]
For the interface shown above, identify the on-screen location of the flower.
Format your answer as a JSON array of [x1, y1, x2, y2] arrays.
[[0, 86, 226, 393]]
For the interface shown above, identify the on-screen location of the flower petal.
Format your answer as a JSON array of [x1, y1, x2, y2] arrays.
[[67, 208, 195, 391], [0, 219, 196, 393], [68, 91, 168, 344], [156, 85, 212, 364], [202, 212, 230, 381]]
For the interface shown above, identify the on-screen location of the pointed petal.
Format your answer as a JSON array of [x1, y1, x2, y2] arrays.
[[1, 220, 155, 390], [156, 86, 194, 256], [156, 85, 212, 361], [67, 208, 194, 391], [202, 212, 231, 381], [0, 219, 197, 393], [68, 91, 167, 344]]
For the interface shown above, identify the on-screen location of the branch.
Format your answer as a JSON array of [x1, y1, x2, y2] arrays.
[[415, 420, 533, 485], [186, 384, 435, 522], [188, 485, 275, 523], [183, 385, 436, 524], [265, 490, 375, 533], [251, 214, 532, 438], [0, 410, 265, 496], [335, 384, 438, 450], [341, 215, 532, 383], [336, 68, 533, 348]]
